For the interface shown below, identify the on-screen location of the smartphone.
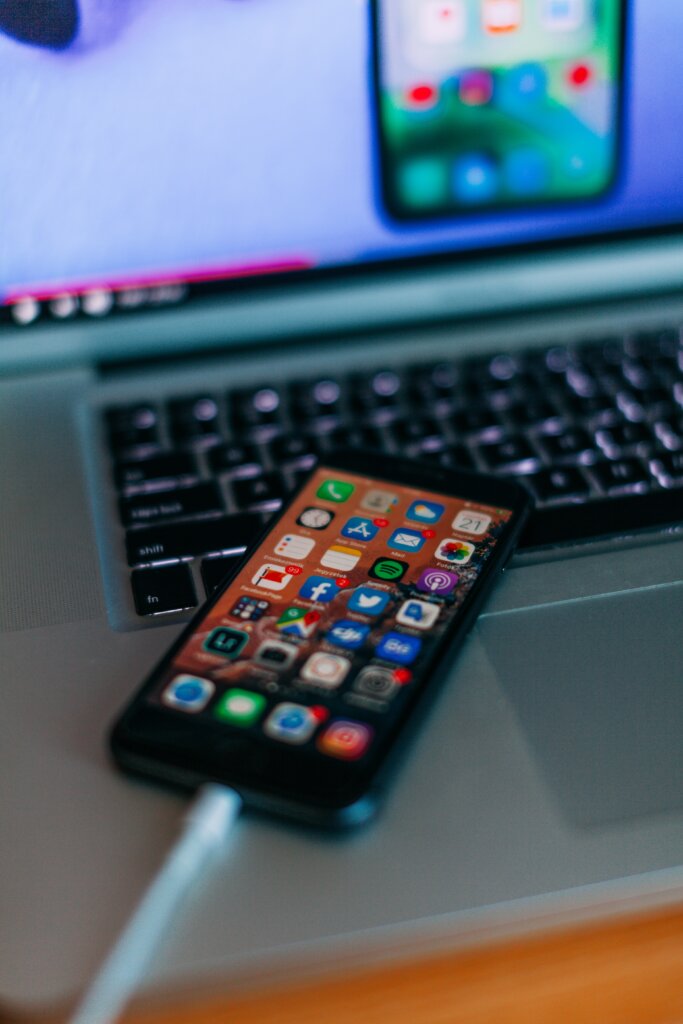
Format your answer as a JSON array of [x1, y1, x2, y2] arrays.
[[373, 0, 626, 221], [111, 451, 531, 827]]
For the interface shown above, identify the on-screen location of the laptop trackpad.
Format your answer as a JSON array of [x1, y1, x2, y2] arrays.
[[479, 581, 683, 828]]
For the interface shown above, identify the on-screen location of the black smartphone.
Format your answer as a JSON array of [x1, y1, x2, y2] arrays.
[[110, 451, 531, 827], [372, 0, 626, 221]]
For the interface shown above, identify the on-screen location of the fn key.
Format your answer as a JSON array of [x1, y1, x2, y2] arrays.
[[131, 564, 197, 616]]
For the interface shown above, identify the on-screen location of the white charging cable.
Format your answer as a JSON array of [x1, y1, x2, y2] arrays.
[[69, 784, 242, 1024]]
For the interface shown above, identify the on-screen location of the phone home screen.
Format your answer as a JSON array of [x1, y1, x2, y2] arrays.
[[375, 0, 624, 219], [151, 466, 512, 765]]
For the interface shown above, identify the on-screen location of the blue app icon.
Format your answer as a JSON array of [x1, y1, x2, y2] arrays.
[[504, 149, 549, 197], [452, 154, 498, 204], [375, 632, 422, 666], [327, 620, 370, 650], [406, 500, 445, 524], [347, 587, 391, 617], [298, 575, 338, 603], [341, 516, 379, 542], [388, 528, 426, 553]]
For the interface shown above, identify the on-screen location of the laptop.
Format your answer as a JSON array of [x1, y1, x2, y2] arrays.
[[2, 0, 683, 1015]]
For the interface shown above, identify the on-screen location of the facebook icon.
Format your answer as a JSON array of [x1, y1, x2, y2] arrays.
[[298, 575, 338, 603]]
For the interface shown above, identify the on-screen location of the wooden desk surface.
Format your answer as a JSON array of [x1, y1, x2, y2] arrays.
[[118, 900, 683, 1024]]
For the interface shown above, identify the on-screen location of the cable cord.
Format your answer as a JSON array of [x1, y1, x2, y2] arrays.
[[69, 784, 242, 1024]]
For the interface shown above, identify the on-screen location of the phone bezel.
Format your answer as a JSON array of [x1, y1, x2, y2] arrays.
[[110, 451, 532, 826]]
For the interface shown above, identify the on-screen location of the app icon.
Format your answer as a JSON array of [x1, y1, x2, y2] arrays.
[[361, 489, 399, 514], [264, 703, 319, 744], [483, 0, 522, 34], [399, 157, 448, 209], [452, 154, 498, 204], [502, 63, 547, 102], [162, 675, 214, 713], [369, 557, 408, 582], [214, 688, 266, 727], [316, 479, 355, 503], [504, 149, 549, 197], [375, 632, 422, 665], [253, 639, 299, 671], [459, 69, 494, 106], [296, 507, 335, 530], [387, 528, 426, 553], [452, 510, 492, 535], [327, 620, 370, 650], [321, 544, 362, 572], [341, 516, 379, 542], [418, 0, 466, 44], [230, 596, 270, 621], [298, 575, 339, 603], [543, 0, 584, 31], [396, 599, 441, 630], [347, 587, 391, 616], [203, 627, 249, 659], [274, 534, 315, 560], [416, 568, 459, 596], [251, 563, 294, 591], [435, 538, 475, 565], [406, 500, 445, 524], [352, 666, 400, 701], [300, 652, 351, 689], [318, 720, 374, 760], [276, 606, 321, 639]]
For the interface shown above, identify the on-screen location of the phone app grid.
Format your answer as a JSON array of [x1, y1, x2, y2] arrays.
[[156, 466, 512, 759]]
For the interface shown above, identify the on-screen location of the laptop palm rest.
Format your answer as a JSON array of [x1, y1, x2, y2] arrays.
[[480, 581, 683, 828]]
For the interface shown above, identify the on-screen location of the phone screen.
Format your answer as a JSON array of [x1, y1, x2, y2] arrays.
[[374, 0, 625, 220], [148, 464, 513, 774]]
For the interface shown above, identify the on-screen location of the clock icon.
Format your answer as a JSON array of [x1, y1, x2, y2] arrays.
[[296, 506, 335, 530]]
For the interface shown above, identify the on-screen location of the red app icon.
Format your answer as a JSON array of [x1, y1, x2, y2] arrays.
[[317, 720, 374, 760]]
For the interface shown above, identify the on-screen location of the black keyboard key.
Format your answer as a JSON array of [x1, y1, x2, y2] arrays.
[[324, 425, 386, 451], [564, 392, 618, 424], [289, 378, 342, 418], [201, 554, 243, 596], [114, 452, 198, 491], [350, 369, 404, 410], [451, 406, 504, 440], [120, 482, 223, 527], [131, 564, 197, 615], [540, 428, 596, 462], [207, 442, 263, 477], [168, 395, 221, 445], [595, 421, 653, 456], [654, 413, 683, 449], [126, 513, 260, 566], [391, 416, 445, 448], [479, 435, 541, 473], [507, 398, 563, 429], [591, 459, 651, 494], [268, 433, 320, 465], [106, 404, 160, 453], [228, 386, 284, 431], [232, 472, 288, 510], [530, 467, 590, 504], [650, 451, 683, 487], [436, 444, 476, 472]]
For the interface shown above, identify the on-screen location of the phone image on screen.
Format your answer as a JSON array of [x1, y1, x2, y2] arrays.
[[373, 0, 626, 221], [111, 451, 531, 827]]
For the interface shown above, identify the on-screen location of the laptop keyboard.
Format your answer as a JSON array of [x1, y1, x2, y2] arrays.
[[104, 327, 683, 618]]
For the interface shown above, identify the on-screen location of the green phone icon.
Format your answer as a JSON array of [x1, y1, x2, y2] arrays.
[[316, 479, 355, 503]]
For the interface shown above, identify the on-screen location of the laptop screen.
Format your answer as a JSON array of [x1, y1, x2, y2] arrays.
[[0, 0, 677, 320]]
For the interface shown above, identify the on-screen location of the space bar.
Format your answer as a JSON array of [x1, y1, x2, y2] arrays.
[[126, 514, 262, 566]]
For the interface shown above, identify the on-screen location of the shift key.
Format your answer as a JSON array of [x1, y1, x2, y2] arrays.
[[126, 513, 261, 566]]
